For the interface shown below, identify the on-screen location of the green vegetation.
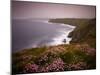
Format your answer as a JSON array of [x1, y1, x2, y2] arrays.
[[12, 47, 47, 74], [12, 44, 96, 74], [49, 18, 96, 69], [12, 18, 96, 74], [49, 18, 91, 26], [59, 45, 96, 68], [49, 18, 96, 48]]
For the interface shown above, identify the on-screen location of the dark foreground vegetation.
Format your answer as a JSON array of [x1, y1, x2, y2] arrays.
[[12, 18, 96, 74]]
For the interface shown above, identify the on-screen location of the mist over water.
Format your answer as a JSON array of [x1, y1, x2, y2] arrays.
[[12, 19, 75, 52]]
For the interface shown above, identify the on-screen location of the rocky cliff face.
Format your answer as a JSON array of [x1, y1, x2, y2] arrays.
[[50, 18, 96, 48], [12, 18, 96, 74]]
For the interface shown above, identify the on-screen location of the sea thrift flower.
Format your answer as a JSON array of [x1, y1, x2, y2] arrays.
[[66, 62, 87, 70], [23, 63, 39, 73], [40, 58, 65, 72]]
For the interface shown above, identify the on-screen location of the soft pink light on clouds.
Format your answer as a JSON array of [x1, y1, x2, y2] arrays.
[[12, 1, 96, 19]]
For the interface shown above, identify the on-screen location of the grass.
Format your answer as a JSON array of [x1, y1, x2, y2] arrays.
[[12, 46, 47, 74], [49, 18, 91, 26], [50, 18, 96, 48], [60, 46, 96, 69], [12, 44, 96, 74], [12, 18, 96, 74]]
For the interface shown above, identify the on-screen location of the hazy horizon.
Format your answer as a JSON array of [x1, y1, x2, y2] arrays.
[[12, 1, 96, 19]]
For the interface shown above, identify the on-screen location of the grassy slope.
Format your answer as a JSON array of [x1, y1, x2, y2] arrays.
[[12, 18, 96, 74], [49, 18, 96, 48], [12, 44, 96, 74]]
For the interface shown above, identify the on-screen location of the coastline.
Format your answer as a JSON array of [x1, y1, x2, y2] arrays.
[[12, 18, 96, 74], [49, 18, 96, 47], [12, 19, 75, 53], [43, 19, 76, 45]]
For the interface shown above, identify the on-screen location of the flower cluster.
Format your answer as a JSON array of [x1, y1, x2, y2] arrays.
[[40, 58, 65, 72], [23, 63, 39, 73], [80, 44, 96, 55], [66, 62, 88, 70], [35, 52, 56, 65]]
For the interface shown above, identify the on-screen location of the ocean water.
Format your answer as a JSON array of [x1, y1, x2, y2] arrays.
[[12, 19, 75, 52]]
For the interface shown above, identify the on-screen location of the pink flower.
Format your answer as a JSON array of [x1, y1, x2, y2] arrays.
[[40, 58, 66, 72], [23, 63, 39, 73]]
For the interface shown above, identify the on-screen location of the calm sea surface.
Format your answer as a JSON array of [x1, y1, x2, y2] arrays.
[[12, 19, 75, 52]]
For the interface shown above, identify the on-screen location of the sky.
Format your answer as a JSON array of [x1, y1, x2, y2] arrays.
[[12, 1, 96, 19]]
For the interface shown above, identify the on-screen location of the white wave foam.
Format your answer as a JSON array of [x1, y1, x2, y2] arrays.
[[31, 20, 76, 47]]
